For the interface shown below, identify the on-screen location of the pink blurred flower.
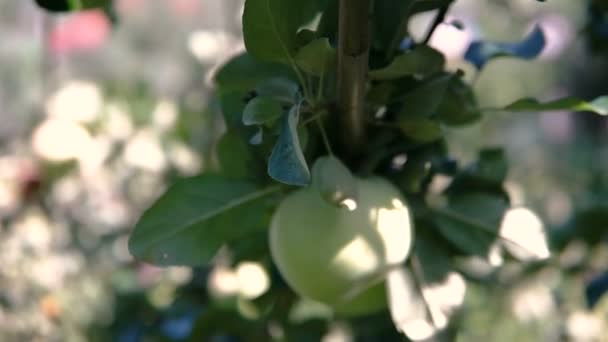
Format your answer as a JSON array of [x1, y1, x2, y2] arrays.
[[168, 0, 201, 18], [49, 10, 110, 55]]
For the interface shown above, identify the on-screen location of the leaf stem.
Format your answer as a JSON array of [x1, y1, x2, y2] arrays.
[[422, 2, 452, 45], [317, 72, 325, 104], [316, 118, 334, 155], [301, 110, 327, 126], [292, 65, 314, 104]]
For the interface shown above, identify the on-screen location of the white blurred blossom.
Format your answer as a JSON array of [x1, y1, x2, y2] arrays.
[[123, 128, 168, 172], [235, 261, 270, 299], [103, 102, 134, 141], [188, 30, 238, 63], [45, 81, 102, 124], [566, 311, 604, 341], [168, 140, 202, 176], [500, 208, 550, 261], [152, 99, 178, 131], [511, 282, 555, 322], [32, 118, 93, 162]]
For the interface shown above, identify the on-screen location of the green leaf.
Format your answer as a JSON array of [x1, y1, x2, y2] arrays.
[[367, 82, 395, 105], [414, 228, 455, 283], [444, 149, 509, 197], [553, 206, 608, 250], [474, 148, 508, 184], [217, 131, 256, 179], [434, 193, 509, 256], [219, 92, 248, 129], [397, 158, 430, 194], [215, 52, 295, 93], [128, 175, 279, 266], [243, 0, 324, 64], [373, 0, 413, 49], [316, 0, 338, 44], [501, 95, 608, 116], [219, 92, 260, 143], [311, 156, 358, 207], [369, 46, 445, 80], [34, 0, 110, 12], [437, 77, 481, 126], [396, 73, 453, 119], [295, 38, 337, 76], [268, 104, 311, 186], [399, 119, 443, 143], [411, 0, 451, 13], [255, 77, 300, 103], [242, 97, 284, 127]]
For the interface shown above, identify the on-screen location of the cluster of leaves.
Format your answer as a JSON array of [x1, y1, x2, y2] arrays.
[[586, 0, 608, 54], [32, 0, 608, 340], [34, 0, 110, 12]]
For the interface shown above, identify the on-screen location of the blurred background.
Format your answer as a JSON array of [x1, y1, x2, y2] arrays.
[[0, 0, 607, 341]]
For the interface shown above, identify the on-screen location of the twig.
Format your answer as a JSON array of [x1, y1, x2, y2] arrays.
[[422, 2, 452, 45]]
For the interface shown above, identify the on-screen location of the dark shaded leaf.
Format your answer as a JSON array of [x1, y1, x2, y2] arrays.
[[414, 227, 454, 283], [395, 73, 453, 119], [437, 76, 481, 126], [464, 25, 546, 70], [215, 53, 295, 93], [471, 148, 508, 184], [399, 119, 443, 143], [316, 0, 339, 44], [552, 206, 608, 250], [373, 0, 414, 50], [243, 0, 325, 64], [445, 149, 509, 196], [255, 77, 300, 103], [586, 272, 608, 309], [217, 131, 257, 179], [370, 46, 445, 80], [434, 193, 508, 256]]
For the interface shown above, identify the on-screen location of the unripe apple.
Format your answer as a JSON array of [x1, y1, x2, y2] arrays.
[[269, 177, 414, 316]]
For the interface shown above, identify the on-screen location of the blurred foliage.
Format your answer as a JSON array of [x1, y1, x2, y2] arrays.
[[0, 0, 606, 341]]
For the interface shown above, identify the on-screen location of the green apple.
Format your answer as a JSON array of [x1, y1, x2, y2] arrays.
[[269, 177, 414, 316]]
